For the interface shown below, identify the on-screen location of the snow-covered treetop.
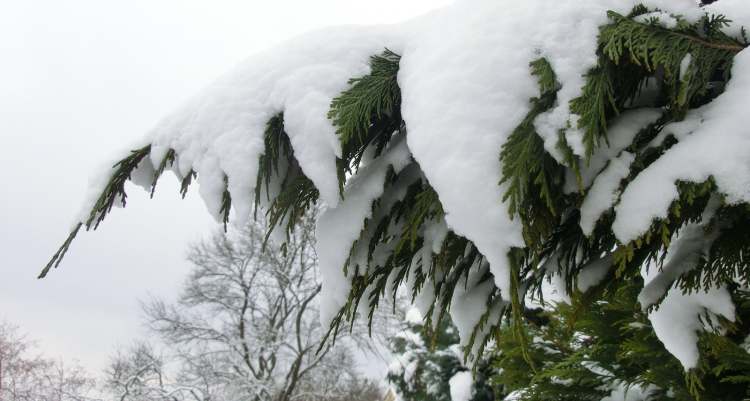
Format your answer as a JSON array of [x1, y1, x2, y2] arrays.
[[43, 0, 750, 374]]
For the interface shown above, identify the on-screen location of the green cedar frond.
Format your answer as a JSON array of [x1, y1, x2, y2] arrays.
[[493, 279, 750, 401], [39, 223, 82, 279], [500, 58, 566, 255], [150, 148, 176, 198], [677, 204, 750, 293], [180, 170, 196, 199], [570, 64, 620, 158], [86, 145, 152, 229], [254, 113, 320, 241], [572, 9, 743, 159], [255, 113, 290, 211], [41, 145, 152, 277], [265, 171, 319, 244], [220, 175, 231, 232], [615, 179, 716, 287], [328, 49, 401, 145], [329, 49, 402, 191]]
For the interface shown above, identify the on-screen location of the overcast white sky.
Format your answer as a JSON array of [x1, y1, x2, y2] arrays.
[[0, 0, 451, 376]]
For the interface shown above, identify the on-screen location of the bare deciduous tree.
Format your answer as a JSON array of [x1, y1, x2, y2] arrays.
[[103, 215, 394, 401], [0, 321, 97, 401], [103, 341, 212, 401]]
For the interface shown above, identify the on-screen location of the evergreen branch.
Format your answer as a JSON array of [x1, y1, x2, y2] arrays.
[[500, 58, 566, 256], [150, 148, 176, 198], [672, 32, 745, 52], [85, 145, 152, 229], [255, 113, 289, 212], [41, 145, 152, 277], [509, 248, 538, 373], [329, 49, 402, 191], [180, 170, 196, 199], [38, 223, 82, 278], [220, 175, 231, 232], [328, 49, 401, 146], [264, 172, 319, 245], [570, 64, 621, 158], [253, 113, 320, 242]]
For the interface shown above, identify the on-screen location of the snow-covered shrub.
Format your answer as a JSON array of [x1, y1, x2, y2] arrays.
[[387, 314, 496, 401], [42, 2, 750, 396], [491, 280, 750, 401]]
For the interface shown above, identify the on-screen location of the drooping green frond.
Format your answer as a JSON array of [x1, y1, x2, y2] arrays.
[[179, 170, 196, 199], [328, 49, 401, 146], [601, 11, 740, 110], [677, 204, 750, 293], [571, 9, 743, 159], [150, 148, 176, 198], [266, 171, 319, 243], [255, 113, 290, 209], [254, 113, 320, 241], [322, 50, 500, 356], [613, 179, 717, 285], [508, 8, 746, 309], [329, 49, 403, 190], [220, 175, 231, 232], [86, 145, 153, 229], [570, 63, 622, 158], [41, 145, 152, 277], [39, 223, 82, 279], [500, 58, 566, 256]]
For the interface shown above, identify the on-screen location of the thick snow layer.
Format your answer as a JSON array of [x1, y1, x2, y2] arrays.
[[646, 111, 702, 149], [107, 26, 400, 225], [648, 284, 735, 369], [448, 371, 473, 401], [400, 0, 618, 298], [634, 11, 679, 30], [316, 134, 411, 324], [642, 213, 735, 371], [640, 199, 733, 370], [576, 108, 662, 192], [613, 50, 750, 242], [449, 262, 498, 350], [704, 0, 750, 38], [601, 382, 655, 401], [579, 152, 635, 236], [638, 198, 719, 309], [576, 254, 613, 293], [398, 0, 691, 298], [404, 307, 423, 325], [503, 390, 525, 401]]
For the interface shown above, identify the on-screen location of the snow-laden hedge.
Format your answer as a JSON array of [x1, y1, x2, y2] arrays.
[[44, 0, 750, 375]]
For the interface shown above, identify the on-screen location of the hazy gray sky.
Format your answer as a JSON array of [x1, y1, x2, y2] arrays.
[[0, 0, 451, 374]]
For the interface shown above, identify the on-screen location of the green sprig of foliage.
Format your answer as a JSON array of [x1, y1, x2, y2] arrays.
[[493, 281, 750, 401], [150, 148, 175, 198], [329, 49, 403, 190], [254, 113, 320, 241], [219, 175, 231, 232], [40, 145, 152, 278], [499, 58, 566, 256]]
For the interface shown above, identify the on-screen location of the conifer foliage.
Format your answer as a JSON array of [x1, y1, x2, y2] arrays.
[[388, 317, 497, 401], [42, 3, 750, 397], [492, 280, 750, 401]]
